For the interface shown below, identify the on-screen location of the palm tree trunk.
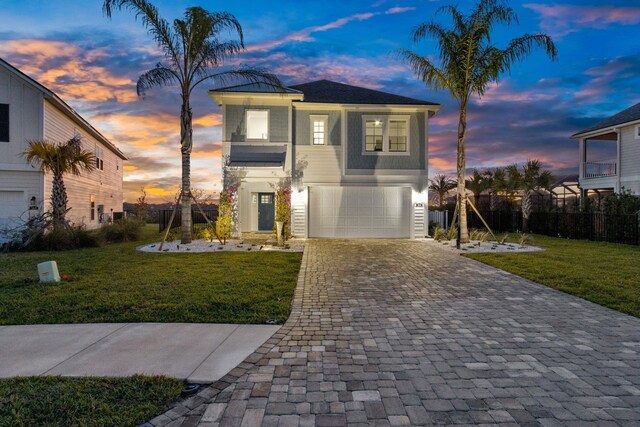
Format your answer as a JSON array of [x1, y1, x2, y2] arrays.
[[457, 103, 469, 243], [439, 192, 444, 209], [51, 173, 68, 228], [180, 97, 193, 244], [522, 190, 531, 233]]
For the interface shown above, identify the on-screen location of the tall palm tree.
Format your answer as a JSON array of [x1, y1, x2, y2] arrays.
[[24, 136, 96, 228], [506, 160, 554, 232], [399, 0, 557, 243], [429, 174, 457, 209], [465, 169, 492, 205], [103, 0, 282, 243]]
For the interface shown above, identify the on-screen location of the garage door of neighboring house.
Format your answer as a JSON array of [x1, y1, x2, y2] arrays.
[[309, 186, 411, 238], [0, 190, 26, 227]]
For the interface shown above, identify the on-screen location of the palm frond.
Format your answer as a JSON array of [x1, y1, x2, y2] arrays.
[[501, 34, 558, 74], [137, 65, 180, 96], [103, 0, 182, 79], [396, 49, 450, 92], [190, 68, 283, 95]]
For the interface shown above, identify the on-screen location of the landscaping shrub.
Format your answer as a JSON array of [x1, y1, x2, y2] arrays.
[[22, 225, 100, 251], [216, 191, 232, 244], [432, 226, 446, 241], [100, 218, 144, 243], [274, 188, 292, 239]]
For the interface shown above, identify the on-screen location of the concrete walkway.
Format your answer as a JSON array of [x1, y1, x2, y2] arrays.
[[0, 323, 280, 383], [155, 239, 640, 426]]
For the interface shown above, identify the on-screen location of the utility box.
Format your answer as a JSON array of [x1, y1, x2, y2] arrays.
[[38, 261, 61, 283]]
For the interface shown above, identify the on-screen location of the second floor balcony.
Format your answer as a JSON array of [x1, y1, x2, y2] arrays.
[[582, 162, 617, 179]]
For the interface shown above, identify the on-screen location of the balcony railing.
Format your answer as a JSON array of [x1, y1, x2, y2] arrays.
[[583, 162, 617, 179]]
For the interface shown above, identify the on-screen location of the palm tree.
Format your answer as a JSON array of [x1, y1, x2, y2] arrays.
[[465, 169, 492, 205], [429, 174, 457, 209], [23, 136, 96, 228], [399, 0, 557, 243], [103, 0, 282, 243], [506, 160, 554, 232]]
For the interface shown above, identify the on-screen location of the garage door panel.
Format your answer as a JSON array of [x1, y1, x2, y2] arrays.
[[309, 186, 411, 238]]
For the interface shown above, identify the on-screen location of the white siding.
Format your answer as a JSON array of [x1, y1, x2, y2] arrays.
[[295, 146, 342, 184], [43, 101, 124, 229], [0, 66, 45, 227], [0, 65, 44, 166], [619, 124, 640, 194]]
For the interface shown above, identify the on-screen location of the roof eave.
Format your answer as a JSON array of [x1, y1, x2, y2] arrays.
[[571, 117, 640, 139]]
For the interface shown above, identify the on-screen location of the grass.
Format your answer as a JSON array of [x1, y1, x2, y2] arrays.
[[465, 234, 640, 318], [0, 375, 182, 427], [0, 225, 302, 325]]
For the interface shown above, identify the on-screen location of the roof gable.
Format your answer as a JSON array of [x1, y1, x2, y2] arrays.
[[0, 57, 127, 160], [573, 102, 640, 137]]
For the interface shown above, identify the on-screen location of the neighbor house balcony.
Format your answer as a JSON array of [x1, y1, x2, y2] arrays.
[[582, 162, 617, 179]]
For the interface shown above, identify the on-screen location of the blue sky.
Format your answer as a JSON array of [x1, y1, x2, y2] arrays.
[[1, 0, 639, 201]]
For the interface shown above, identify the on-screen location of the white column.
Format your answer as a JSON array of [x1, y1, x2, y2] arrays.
[[578, 138, 586, 179], [616, 129, 621, 192]]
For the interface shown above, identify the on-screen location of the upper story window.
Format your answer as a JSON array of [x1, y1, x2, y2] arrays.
[[311, 115, 328, 145], [246, 110, 269, 140], [363, 115, 410, 154], [635, 125, 640, 140], [95, 146, 104, 171], [0, 104, 9, 142], [365, 119, 383, 152]]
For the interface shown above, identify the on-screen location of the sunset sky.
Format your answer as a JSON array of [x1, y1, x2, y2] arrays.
[[1, 0, 639, 202]]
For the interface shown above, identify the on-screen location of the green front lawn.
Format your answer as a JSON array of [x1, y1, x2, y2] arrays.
[[0, 375, 182, 427], [0, 226, 302, 325], [466, 235, 640, 318]]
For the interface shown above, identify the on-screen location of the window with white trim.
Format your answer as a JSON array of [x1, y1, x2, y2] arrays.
[[95, 146, 104, 171], [310, 115, 328, 145], [246, 110, 269, 140], [0, 104, 9, 142], [635, 125, 640, 140], [363, 115, 409, 154], [365, 119, 383, 152]]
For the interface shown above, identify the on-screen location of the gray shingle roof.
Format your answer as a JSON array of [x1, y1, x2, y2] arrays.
[[289, 80, 438, 106], [572, 102, 640, 137], [209, 82, 302, 94]]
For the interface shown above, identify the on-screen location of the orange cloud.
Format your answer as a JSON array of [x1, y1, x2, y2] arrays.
[[0, 39, 138, 103]]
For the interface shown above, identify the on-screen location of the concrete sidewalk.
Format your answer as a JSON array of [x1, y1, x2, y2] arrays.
[[0, 323, 280, 383]]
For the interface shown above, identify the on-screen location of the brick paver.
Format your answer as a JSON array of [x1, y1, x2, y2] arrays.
[[149, 239, 640, 426]]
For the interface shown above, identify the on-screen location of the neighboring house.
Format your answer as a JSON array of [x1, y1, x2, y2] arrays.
[[0, 58, 127, 233], [209, 79, 440, 238], [572, 102, 640, 196]]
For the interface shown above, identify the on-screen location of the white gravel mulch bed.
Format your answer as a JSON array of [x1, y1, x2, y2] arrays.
[[422, 238, 544, 254], [137, 239, 305, 253]]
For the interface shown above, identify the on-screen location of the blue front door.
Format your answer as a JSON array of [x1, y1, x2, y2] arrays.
[[258, 193, 275, 231]]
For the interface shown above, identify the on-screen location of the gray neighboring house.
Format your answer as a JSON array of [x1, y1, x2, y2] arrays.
[[209, 80, 440, 238], [572, 102, 640, 196]]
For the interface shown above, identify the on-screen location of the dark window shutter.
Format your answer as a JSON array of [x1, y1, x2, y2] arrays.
[[0, 104, 9, 142]]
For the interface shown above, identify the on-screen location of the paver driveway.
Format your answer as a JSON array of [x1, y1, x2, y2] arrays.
[[152, 240, 640, 426]]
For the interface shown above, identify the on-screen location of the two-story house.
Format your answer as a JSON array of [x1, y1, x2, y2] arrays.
[[209, 80, 440, 238], [0, 58, 127, 234], [572, 102, 640, 196]]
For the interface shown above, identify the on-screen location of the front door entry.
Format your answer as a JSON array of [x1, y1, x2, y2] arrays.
[[258, 193, 275, 231]]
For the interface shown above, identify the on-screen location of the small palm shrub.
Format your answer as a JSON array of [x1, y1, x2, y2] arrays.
[[446, 224, 458, 241], [432, 226, 446, 241], [100, 218, 144, 243]]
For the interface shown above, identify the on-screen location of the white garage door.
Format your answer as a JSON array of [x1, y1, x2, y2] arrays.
[[0, 191, 26, 227], [309, 186, 411, 238]]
